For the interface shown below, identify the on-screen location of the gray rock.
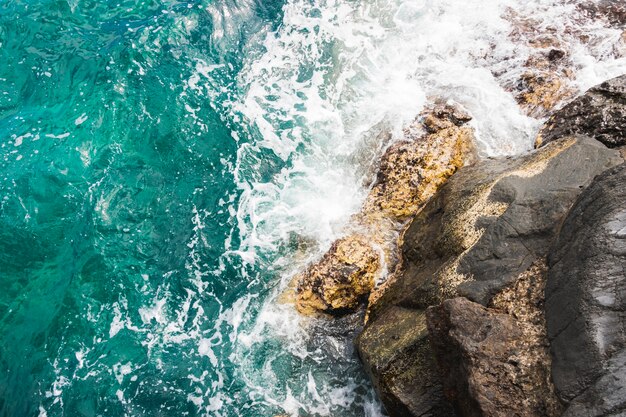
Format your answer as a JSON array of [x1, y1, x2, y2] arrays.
[[359, 136, 623, 417], [371, 135, 623, 316], [546, 162, 626, 416], [537, 74, 626, 149], [356, 307, 456, 417]]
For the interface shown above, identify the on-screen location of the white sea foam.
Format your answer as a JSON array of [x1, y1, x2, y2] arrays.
[[216, 0, 626, 415], [228, 0, 625, 268], [35, 1, 624, 416]]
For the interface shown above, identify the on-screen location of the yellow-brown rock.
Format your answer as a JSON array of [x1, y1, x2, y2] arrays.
[[295, 234, 381, 315], [363, 105, 474, 220], [516, 71, 572, 118], [295, 104, 475, 316]]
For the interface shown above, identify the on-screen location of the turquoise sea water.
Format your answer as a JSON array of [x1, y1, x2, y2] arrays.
[[0, 1, 381, 416], [2, 0, 625, 416]]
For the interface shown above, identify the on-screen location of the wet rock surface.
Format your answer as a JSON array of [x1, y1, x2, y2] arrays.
[[546, 163, 626, 416], [295, 104, 474, 315], [576, 1, 626, 26], [537, 74, 626, 148], [504, 6, 626, 118], [369, 135, 622, 315], [504, 11, 574, 117], [363, 104, 473, 220], [295, 234, 381, 315], [515, 71, 572, 118], [358, 135, 623, 416], [356, 307, 457, 417]]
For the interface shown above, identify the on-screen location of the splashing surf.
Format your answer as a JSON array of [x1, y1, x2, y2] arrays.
[[0, 0, 624, 416]]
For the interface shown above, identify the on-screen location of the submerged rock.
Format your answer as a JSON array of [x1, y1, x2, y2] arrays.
[[516, 71, 572, 118], [537, 74, 626, 148], [504, 8, 626, 118], [358, 135, 623, 416], [577, 1, 626, 26], [504, 11, 574, 117], [546, 163, 626, 416], [295, 104, 474, 315]]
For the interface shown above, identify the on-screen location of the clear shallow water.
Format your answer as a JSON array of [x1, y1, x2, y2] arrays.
[[0, 0, 624, 416]]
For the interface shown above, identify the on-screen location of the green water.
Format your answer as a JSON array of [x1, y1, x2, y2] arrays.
[[7, 0, 618, 414], [0, 1, 380, 416]]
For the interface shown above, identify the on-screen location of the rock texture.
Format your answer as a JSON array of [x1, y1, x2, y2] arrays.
[[369, 135, 622, 315], [358, 135, 623, 416], [577, 1, 626, 26], [294, 235, 380, 315], [426, 261, 562, 417], [296, 104, 474, 315], [515, 70, 571, 118], [537, 74, 626, 148], [504, 6, 626, 117], [545, 163, 626, 417], [362, 104, 473, 220], [357, 307, 456, 417]]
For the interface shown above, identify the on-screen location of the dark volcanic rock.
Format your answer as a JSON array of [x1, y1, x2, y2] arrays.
[[546, 163, 626, 416], [371, 135, 623, 314], [537, 74, 626, 149], [427, 295, 561, 417], [359, 136, 623, 417], [356, 307, 457, 417]]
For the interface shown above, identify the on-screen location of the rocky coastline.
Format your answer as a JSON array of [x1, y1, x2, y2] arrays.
[[291, 72, 626, 417]]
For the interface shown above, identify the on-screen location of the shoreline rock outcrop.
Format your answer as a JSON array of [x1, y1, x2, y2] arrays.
[[295, 103, 475, 316], [537, 75, 626, 149], [290, 67, 626, 416], [546, 162, 626, 416], [357, 134, 623, 416], [354, 74, 626, 417], [366, 134, 622, 315]]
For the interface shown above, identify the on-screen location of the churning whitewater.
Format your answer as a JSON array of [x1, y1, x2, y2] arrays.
[[0, 0, 624, 416]]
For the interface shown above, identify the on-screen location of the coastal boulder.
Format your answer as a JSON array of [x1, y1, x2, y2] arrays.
[[295, 234, 380, 315], [536, 74, 626, 148], [363, 104, 474, 220], [358, 135, 623, 417], [296, 104, 474, 315], [426, 261, 562, 417], [356, 307, 456, 417], [545, 163, 626, 416]]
